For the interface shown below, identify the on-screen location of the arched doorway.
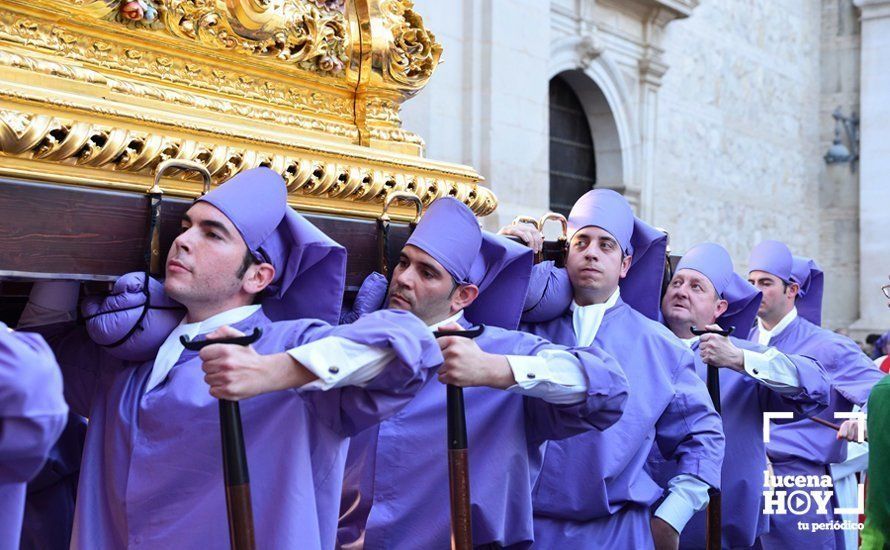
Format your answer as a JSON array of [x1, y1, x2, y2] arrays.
[[548, 74, 596, 216]]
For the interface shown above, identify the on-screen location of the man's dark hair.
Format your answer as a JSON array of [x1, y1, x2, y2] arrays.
[[236, 249, 260, 279]]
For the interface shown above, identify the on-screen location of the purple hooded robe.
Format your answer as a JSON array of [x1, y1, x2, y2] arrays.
[[337, 197, 629, 548], [0, 326, 68, 549], [31, 168, 444, 550], [521, 190, 725, 548]]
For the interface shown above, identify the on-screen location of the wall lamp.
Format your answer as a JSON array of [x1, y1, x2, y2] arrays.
[[824, 106, 859, 173]]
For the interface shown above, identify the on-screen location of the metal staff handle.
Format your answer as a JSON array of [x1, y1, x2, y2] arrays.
[[538, 212, 568, 267], [690, 325, 734, 550], [151, 160, 214, 274], [181, 327, 263, 550], [432, 325, 485, 550], [377, 191, 423, 278]]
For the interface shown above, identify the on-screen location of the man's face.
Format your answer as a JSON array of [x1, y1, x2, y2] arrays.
[[661, 269, 728, 335], [164, 202, 253, 309], [747, 270, 795, 322], [565, 226, 631, 303], [386, 245, 476, 325]]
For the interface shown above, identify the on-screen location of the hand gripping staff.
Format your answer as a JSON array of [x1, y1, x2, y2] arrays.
[[181, 327, 263, 550], [690, 325, 733, 550], [432, 325, 486, 550], [509, 212, 569, 266]]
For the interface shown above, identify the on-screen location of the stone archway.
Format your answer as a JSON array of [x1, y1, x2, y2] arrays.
[[547, 67, 629, 218]]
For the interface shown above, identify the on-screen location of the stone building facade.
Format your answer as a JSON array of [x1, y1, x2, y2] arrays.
[[399, 0, 889, 336]]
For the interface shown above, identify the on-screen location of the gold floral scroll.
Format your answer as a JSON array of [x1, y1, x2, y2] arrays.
[[0, 0, 495, 219]]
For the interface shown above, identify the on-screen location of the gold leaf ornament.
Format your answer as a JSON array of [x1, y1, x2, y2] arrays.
[[161, 0, 349, 75]]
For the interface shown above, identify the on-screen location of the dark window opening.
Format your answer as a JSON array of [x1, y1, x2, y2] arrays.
[[549, 75, 596, 216]]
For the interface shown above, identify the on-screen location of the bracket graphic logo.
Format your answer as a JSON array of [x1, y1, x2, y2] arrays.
[[761, 412, 867, 519]]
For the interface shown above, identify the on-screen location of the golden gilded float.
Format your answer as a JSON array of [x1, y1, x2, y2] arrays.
[[0, 0, 495, 220]]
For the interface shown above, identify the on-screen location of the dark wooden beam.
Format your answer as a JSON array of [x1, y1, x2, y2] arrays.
[[0, 177, 408, 291]]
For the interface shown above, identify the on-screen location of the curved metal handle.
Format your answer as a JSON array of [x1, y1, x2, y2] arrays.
[[511, 215, 540, 230], [153, 159, 214, 195], [690, 326, 734, 338], [382, 191, 423, 224], [538, 212, 568, 240], [180, 327, 263, 351], [432, 325, 485, 339]]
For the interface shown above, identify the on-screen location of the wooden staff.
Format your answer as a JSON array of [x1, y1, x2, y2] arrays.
[[181, 327, 263, 550], [432, 325, 485, 550], [690, 325, 734, 550], [809, 415, 868, 442], [509, 213, 569, 266]]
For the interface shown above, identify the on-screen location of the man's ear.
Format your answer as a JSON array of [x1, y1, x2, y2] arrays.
[[452, 284, 479, 311], [787, 281, 800, 300], [618, 254, 633, 279], [243, 262, 276, 296], [714, 298, 729, 319]]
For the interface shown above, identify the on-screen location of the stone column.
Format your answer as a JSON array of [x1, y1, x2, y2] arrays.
[[637, 8, 674, 223], [851, 0, 890, 335]]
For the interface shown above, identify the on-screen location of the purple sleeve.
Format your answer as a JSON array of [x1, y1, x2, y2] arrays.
[[755, 348, 831, 421], [28, 323, 126, 418], [825, 336, 884, 408], [81, 272, 185, 362], [522, 261, 573, 323], [297, 309, 443, 436], [653, 353, 725, 490], [339, 272, 388, 325], [516, 337, 629, 445], [0, 330, 68, 484]]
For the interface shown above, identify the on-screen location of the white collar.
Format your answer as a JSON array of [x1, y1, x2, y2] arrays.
[[570, 288, 620, 347], [757, 307, 797, 346], [570, 287, 621, 313], [145, 304, 262, 393], [680, 336, 699, 348], [428, 310, 465, 331]]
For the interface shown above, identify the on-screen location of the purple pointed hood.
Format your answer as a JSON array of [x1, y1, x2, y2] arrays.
[[747, 240, 793, 282], [790, 255, 824, 326], [674, 242, 762, 338], [405, 197, 533, 329], [198, 167, 346, 323], [567, 189, 667, 320]]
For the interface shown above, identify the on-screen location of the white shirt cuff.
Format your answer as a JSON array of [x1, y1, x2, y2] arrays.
[[742, 348, 802, 394], [654, 474, 711, 534], [505, 349, 587, 405], [287, 336, 394, 391]]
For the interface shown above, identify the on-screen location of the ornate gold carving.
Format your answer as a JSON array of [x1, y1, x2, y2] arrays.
[[381, 0, 442, 92], [0, 11, 355, 120], [366, 97, 401, 124], [0, 106, 496, 216], [161, 0, 349, 75], [0, 1, 493, 219], [70, 2, 349, 75], [0, 49, 359, 141]]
